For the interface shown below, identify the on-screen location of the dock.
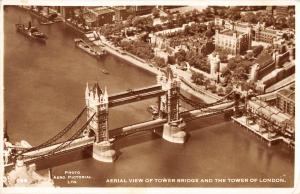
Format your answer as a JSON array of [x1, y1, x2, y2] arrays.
[[232, 116, 294, 148]]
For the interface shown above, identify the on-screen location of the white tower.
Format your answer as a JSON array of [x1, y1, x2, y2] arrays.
[[209, 54, 220, 80]]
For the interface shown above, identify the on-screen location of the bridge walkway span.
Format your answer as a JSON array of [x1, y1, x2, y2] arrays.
[[108, 85, 162, 101]]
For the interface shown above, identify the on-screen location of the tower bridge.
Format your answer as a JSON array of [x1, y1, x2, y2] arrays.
[[4, 68, 238, 172]]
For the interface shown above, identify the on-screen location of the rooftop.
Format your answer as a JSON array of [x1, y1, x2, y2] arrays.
[[111, 6, 127, 11], [167, 6, 206, 14], [219, 29, 243, 37], [235, 22, 251, 28], [88, 7, 114, 15], [88, 83, 103, 95], [249, 99, 292, 123], [254, 53, 273, 69]]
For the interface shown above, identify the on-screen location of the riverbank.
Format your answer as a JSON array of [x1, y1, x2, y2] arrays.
[[85, 34, 220, 103], [178, 69, 222, 103], [14, 6, 223, 104], [97, 37, 160, 75], [180, 82, 217, 104]]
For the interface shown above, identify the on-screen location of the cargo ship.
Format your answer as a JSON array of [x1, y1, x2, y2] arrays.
[[15, 21, 48, 43]]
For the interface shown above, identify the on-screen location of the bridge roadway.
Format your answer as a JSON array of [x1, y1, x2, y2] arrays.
[[4, 138, 94, 172], [4, 119, 168, 171], [180, 101, 235, 119], [4, 101, 236, 171], [108, 85, 164, 107]]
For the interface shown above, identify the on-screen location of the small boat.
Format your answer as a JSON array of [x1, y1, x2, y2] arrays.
[[40, 20, 55, 25], [101, 68, 109, 74], [74, 38, 106, 58], [15, 22, 47, 43], [53, 17, 64, 23], [147, 105, 159, 115]]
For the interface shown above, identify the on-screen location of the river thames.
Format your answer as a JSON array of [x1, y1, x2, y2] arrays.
[[3, 6, 294, 187]]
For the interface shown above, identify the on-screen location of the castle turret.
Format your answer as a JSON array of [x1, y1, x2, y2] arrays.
[[250, 63, 259, 82], [272, 50, 281, 68], [85, 82, 116, 163], [288, 45, 295, 60], [209, 53, 220, 80], [85, 83, 90, 105], [157, 68, 186, 144]]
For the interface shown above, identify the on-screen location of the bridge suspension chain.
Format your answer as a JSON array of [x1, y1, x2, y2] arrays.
[[183, 103, 236, 122], [179, 91, 234, 110], [179, 94, 206, 109], [23, 113, 95, 159], [46, 113, 96, 156], [22, 107, 87, 153]]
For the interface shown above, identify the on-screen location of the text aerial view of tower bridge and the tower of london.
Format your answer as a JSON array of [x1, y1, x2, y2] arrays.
[[2, 3, 296, 189]]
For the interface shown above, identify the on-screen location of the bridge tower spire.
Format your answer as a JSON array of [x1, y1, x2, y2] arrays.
[[85, 82, 116, 162], [157, 67, 186, 144]]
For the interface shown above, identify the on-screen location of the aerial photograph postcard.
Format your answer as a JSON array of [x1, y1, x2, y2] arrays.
[[2, 2, 296, 190]]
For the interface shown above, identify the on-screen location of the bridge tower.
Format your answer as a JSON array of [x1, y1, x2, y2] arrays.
[[85, 83, 116, 162], [157, 67, 186, 143]]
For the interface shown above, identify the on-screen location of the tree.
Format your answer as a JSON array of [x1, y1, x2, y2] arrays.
[[257, 12, 274, 27], [202, 7, 213, 18], [288, 7, 295, 16], [225, 7, 241, 21], [217, 87, 224, 96], [244, 81, 256, 91], [191, 72, 205, 85], [224, 109, 234, 120], [241, 12, 257, 24], [175, 49, 187, 63], [120, 40, 154, 60], [287, 16, 295, 29], [275, 17, 288, 29], [152, 8, 160, 18], [175, 14, 186, 27], [154, 24, 163, 32], [132, 16, 154, 31], [218, 51, 229, 63], [245, 51, 254, 60], [154, 56, 166, 68], [167, 13, 174, 22], [216, 9, 226, 17], [184, 25, 192, 35], [227, 55, 244, 71], [167, 55, 176, 65], [227, 59, 237, 71], [210, 85, 217, 93], [204, 79, 211, 89], [126, 15, 134, 26], [233, 66, 247, 81], [186, 52, 210, 73], [225, 85, 233, 94], [160, 15, 167, 22], [205, 27, 215, 38], [253, 45, 264, 57], [190, 9, 200, 21], [77, 8, 86, 26], [37, 6, 43, 14]]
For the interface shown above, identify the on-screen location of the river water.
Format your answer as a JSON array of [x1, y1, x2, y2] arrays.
[[4, 6, 294, 187]]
